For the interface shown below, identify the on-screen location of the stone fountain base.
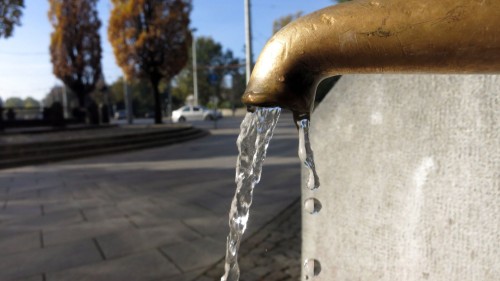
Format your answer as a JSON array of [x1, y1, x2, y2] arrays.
[[303, 74, 499, 281]]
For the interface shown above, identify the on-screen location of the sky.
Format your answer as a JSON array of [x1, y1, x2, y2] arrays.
[[0, 0, 335, 101]]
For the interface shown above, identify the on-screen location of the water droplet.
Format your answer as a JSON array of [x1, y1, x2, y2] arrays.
[[278, 75, 285, 82], [304, 259, 321, 279], [297, 118, 320, 190], [304, 198, 322, 214]]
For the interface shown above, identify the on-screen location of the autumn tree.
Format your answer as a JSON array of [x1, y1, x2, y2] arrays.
[[108, 0, 192, 124], [0, 0, 24, 38], [48, 0, 102, 111], [272, 11, 302, 35]]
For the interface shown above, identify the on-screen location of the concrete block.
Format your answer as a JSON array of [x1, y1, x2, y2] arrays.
[[0, 239, 102, 280], [46, 250, 180, 281], [303, 74, 500, 281], [160, 236, 225, 272], [183, 214, 228, 241], [0, 230, 40, 255], [43, 217, 132, 246], [96, 224, 200, 259]]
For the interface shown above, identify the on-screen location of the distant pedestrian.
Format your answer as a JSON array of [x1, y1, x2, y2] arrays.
[[7, 108, 16, 121], [0, 97, 3, 130]]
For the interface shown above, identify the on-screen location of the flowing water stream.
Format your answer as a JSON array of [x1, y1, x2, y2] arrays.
[[220, 107, 281, 281], [221, 107, 320, 281]]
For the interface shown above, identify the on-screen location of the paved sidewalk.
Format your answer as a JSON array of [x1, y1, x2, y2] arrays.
[[196, 199, 301, 281], [0, 115, 301, 281]]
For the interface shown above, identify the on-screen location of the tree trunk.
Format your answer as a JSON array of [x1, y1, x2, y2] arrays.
[[76, 91, 87, 124], [77, 93, 85, 108], [151, 79, 162, 124]]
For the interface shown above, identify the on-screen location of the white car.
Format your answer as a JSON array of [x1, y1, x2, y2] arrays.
[[172, 105, 222, 123]]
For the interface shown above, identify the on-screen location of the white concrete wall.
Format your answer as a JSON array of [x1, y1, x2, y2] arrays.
[[302, 75, 499, 281]]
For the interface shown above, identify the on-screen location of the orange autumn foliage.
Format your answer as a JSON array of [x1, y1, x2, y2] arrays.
[[108, 0, 192, 123], [48, 0, 102, 107]]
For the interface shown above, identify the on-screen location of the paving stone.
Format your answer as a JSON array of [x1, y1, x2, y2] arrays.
[[70, 185, 102, 200], [97, 224, 200, 259], [0, 230, 40, 255], [184, 192, 232, 216], [160, 269, 205, 281], [195, 199, 301, 281], [11, 274, 43, 281], [160, 236, 226, 272], [183, 214, 228, 240], [47, 250, 180, 281], [43, 217, 133, 246], [3, 208, 82, 231], [43, 198, 111, 214], [0, 200, 41, 220], [81, 205, 124, 222], [0, 239, 102, 280], [39, 186, 73, 201], [122, 198, 212, 221], [115, 197, 161, 215], [0, 179, 13, 191], [191, 276, 213, 281]]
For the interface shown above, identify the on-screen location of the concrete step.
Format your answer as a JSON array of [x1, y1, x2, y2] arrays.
[[0, 127, 197, 158], [0, 127, 209, 169], [0, 126, 193, 153]]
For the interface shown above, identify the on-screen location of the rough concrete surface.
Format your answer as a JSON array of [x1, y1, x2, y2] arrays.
[[303, 75, 499, 281]]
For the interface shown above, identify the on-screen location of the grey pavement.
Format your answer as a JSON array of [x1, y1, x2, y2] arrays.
[[196, 199, 301, 281], [0, 114, 301, 281]]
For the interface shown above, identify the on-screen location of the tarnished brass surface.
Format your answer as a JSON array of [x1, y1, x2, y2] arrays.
[[242, 0, 500, 116]]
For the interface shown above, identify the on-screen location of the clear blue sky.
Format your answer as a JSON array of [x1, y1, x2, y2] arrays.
[[0, 0, 335, 101]]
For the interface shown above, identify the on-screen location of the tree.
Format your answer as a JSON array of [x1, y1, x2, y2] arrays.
[[23, 97, 40, 108], [108, 0, 192, 124], [0, 0, 24, 38], [107, 76, 166, 117], [43, 85, 78, 109], [172, 36, 245, 108], [4, 96, 23, 107], [48, 0, 102, 109], [272, 11, 302, 35]]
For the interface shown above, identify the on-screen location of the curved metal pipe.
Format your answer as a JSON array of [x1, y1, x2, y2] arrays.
[[242, 0, 500, 117]]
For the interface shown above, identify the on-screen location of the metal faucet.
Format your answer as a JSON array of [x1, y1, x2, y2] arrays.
[[242, 0, 500, 120]]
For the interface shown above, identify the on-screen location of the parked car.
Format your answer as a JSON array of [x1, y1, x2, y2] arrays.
[[172, 105, 222, 123], [114, 110, 127, 120], [144, 111, 155, 118]]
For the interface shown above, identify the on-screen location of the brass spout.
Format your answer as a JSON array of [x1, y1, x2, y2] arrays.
[[242, 0, 500, 116]]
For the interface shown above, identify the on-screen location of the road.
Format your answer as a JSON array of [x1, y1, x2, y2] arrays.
[[0, 113, 301, 280]]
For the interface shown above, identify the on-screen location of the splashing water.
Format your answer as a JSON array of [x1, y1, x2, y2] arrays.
[[221, 107, 281, 281], [297, 118, 320, 190]]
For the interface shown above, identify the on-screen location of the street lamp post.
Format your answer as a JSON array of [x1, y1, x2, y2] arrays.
[[192, 31, 199, 106], [123, 79, 133, 124], [244, 0, 253, 84]]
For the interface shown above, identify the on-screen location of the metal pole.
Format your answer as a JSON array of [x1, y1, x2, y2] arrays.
[[244, 0, 253, 84], [62, 84, 68, 119], [124, 79, 133, 124], [167, 81, 172, 121], [192, 34, 199, 106]]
